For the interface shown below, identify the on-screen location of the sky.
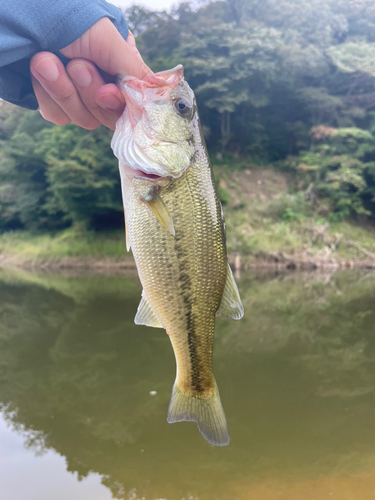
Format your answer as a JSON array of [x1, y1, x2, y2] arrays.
[[108, 0, 179, 11]]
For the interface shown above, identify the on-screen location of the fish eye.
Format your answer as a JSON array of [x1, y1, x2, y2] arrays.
[[174, 98, 192, 117]]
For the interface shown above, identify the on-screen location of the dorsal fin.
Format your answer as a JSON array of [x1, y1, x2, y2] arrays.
[[134, 292, 163, 328], [216, 264, 244, 320]]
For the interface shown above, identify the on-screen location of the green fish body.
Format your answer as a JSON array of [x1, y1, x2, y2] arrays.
[[111, 66, 243, 446]]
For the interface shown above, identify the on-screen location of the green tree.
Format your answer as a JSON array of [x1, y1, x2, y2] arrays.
[[39, 125, 122, 228], [0, 113, 123, 231], [0, 109, 53, 229], [180, 21, 283, 149]]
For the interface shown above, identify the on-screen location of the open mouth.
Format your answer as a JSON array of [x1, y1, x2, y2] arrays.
[[133, 169, 161, 180]]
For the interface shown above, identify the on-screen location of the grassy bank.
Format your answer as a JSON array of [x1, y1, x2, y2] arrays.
[[0, 228, 133, 269], [1, 165, 375, 269]]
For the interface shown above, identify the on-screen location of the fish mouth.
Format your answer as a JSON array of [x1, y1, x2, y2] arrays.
[[122, 163, 164, 181], [133, 169, 161, 180]]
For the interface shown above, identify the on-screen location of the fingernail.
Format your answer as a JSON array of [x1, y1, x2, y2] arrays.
[[34, 58, 59, 82], [69, 64, 92, 88], [97, 93, 122, 110]]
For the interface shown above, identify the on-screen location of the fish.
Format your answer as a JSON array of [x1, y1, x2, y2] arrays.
[[111, 65, 244, 446]]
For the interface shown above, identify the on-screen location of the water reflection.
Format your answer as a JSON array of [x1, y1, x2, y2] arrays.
[[1, 269, 375, 499], [0, 416, 111, 500]]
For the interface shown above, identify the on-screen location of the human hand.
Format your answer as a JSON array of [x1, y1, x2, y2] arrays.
[[30, 17, 152, 130]]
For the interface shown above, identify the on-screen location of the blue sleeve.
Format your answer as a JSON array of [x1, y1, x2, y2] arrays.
[[0, 0, 128, 109]]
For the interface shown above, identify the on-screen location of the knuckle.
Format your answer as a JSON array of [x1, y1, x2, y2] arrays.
[[56, 88, 76, 104], [83, 100, 101, 114]]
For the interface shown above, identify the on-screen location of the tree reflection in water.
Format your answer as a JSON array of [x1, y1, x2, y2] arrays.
[[1, 270, 375, 499]]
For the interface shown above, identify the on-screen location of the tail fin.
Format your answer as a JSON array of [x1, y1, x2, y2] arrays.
[[167, 380, 230, 446]]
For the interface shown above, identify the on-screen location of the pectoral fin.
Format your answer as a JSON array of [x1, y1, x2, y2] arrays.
[[134, 292, 163, 328], [216, 263, 244, 320], [142, 193, 175, 236]]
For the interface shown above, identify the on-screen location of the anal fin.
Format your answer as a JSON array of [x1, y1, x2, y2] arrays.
[[216, 263, 244, 320], [134, 292, 163, 328]]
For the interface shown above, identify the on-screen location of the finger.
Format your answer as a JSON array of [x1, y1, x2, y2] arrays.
[[125, 32, 142, 60], [60, 18, 153, 80], [30, 52, 101, 130], [67, 59, 125, 130], [31, 75, 71, 126]]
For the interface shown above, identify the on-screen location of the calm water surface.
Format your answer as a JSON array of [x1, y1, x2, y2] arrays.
[[1, 269, 375, 500]]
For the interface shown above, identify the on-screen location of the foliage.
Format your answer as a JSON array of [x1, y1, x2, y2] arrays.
[[0, 105, 123, 231], [328, 42, 375, 76], [130, 0, 375, 156], [289, 126, 375, 219], [40, 125, 122, 227], [217, 185, 230, 205], [268, 192, 312, 222]]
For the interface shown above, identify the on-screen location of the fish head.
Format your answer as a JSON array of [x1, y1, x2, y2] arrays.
[[111, 65, 196, 179]]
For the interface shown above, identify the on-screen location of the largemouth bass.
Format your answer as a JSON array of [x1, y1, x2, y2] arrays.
[[111, 66, 243, 446]]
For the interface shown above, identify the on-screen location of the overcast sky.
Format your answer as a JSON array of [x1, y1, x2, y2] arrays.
[[108, 0, 179, 11]]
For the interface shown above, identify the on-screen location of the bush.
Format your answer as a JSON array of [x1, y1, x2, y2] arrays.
[[268, 192, 312, 222], [288, 127, 375, 219]]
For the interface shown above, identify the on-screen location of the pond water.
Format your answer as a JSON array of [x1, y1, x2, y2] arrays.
[[1, 269, 375, 500]]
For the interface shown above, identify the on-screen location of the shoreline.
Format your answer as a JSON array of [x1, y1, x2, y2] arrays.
[[1, 252, 375, 273], [0, 254, 137, 272], [234, 252, 375, 271]]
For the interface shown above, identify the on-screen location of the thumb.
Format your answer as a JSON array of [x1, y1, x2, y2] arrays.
[[60, 18, 152, 80], [126, 31, 137, 49]]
